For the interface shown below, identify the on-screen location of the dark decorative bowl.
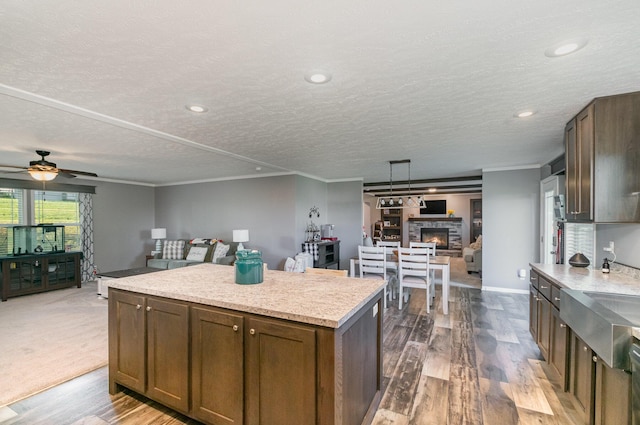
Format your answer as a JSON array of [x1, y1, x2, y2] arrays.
[[569, 252, 590, 268]]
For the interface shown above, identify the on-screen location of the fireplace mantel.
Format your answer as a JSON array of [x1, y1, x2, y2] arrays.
[[408, 217, 462, 222]]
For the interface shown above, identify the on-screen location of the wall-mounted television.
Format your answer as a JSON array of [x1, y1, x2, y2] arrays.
[[420, 200, 447, 215]]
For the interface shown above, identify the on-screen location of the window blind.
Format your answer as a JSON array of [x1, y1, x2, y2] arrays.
[[564, 222, 595, 267]]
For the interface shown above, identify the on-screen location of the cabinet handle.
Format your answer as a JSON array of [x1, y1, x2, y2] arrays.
[[560, 323, 566, 328], [146, 306, 151, 312], [592, 355, 598, 363], [136, 304, 141, 310], [250, 329, 255, 335], [540, 285, 548, 289], [555, 297, 561, 301], [583, 346, 588, 352], [233, 325, 239, 332]]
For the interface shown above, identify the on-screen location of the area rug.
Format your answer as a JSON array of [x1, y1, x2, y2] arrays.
[[0, 281, 107, 407], [448, 256, 482, 289]]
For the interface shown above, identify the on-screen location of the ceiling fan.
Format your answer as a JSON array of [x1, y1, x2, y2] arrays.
[[0, 150, 98, 181]]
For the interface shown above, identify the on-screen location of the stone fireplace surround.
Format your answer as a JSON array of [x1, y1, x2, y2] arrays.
[[408, 217, 463, 256]]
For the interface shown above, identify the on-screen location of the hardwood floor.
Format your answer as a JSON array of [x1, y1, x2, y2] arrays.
[[1, 286, 582, 425]]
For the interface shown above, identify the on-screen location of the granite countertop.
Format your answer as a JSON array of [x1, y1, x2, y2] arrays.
[[529, 263, 640, 296], [107, 263, 385, 328]]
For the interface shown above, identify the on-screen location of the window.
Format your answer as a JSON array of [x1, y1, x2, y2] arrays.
[[0, 189, 25, 256], [0, 189, 81, 255], [34, 191, 81, 252]]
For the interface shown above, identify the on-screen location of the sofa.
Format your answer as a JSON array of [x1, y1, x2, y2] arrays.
[[147, 238, 239, 270], [462, 235, 482, 276]]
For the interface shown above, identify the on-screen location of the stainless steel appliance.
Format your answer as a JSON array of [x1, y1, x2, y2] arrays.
[[631, 342, 640, 424]]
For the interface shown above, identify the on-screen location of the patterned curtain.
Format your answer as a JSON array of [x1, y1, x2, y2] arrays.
[[79, 193, 96, 282]]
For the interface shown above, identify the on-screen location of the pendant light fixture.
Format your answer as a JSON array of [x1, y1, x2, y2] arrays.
[[376, 159, 426, 209]]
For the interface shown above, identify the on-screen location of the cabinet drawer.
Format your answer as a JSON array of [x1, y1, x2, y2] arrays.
[[551, 284, 562, 309], [530, 270, 539, 290], [538, 275, 552, 301]]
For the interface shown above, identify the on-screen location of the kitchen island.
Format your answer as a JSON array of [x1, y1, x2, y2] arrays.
[[108, 263, 385, 425]]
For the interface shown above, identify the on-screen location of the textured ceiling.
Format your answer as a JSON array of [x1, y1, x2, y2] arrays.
[[1, 0, 639, 186]]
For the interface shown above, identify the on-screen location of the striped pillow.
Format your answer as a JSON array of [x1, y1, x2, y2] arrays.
[[163, 240, 185, 260]]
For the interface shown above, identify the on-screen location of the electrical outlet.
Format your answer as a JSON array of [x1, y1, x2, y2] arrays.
[[603, 241, 615, 252]]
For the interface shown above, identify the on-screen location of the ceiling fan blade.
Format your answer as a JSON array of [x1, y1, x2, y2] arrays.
[[58, 168, 98, 178], [0, 164, 28, 170]]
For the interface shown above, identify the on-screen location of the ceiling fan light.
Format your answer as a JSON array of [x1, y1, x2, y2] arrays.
[[28, 168, 57, 181]]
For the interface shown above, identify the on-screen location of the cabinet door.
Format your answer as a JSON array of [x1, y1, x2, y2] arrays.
[[575, 105, 594, 221], [549, 307, 568, 390], [594, 357, 631, 425], [569, 332, 595, 424], [191, 306, 244, 425], [529, 285, 538, 341], [146, 296, 190, 413], [246, 317, 317, 425], [536, 295, 551, 361], [109, 290, 146, 394]]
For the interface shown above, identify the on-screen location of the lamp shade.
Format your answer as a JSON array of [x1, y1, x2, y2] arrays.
[[151, 228, 167, 240], [233, 229, 249, 243]]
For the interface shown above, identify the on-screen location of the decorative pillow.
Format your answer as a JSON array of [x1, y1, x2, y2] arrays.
[[163, 240, 185, 260], [186, 246, 208, 262], [212, 242, 230, 263], [190, 238, 217, 245]]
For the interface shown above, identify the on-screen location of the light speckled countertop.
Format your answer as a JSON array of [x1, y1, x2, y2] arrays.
[[529, 263, 640, 295], [107, 264, 385, 328], [530, 263, 640, 339]]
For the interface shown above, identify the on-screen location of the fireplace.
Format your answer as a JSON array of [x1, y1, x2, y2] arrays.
[[421, 228, 449, 249]]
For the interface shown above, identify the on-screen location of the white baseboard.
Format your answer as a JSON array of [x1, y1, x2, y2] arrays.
[[481, 285, 529, 295]]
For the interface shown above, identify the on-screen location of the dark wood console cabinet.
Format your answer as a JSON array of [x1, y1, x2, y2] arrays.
[[302, 240, 340, 269], [0, 251, 83, 301]]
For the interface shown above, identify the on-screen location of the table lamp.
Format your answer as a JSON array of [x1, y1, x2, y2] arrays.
[[233, 229, 249, 251], [151, 228, 167, 254]]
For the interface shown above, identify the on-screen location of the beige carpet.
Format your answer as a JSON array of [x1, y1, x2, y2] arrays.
[[448, 256, 482, 289], [0, 281, 107, 407]]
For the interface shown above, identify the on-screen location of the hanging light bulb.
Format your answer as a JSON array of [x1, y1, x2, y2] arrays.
[[398, 198, 403, 205]]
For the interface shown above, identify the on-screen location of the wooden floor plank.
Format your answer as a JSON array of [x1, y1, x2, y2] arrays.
[[448, 363, 483, 425], [7, 286, 587, 425], [410, 375, 449, 425]]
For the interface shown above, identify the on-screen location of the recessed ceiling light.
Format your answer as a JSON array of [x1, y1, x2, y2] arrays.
[[304, 71, 332, 84], [186, 105, 208, 113], [515, 110, 536, 118], [545, 38, 588, 57]]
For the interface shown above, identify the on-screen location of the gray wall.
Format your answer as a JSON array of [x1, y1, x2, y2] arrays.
[[91, 180, 155, 272], [327, 180, 363, 269], [483, 168, 540, 292], [595, 224, 640, 269], [153, 174, 362, 270], [155, 175, 297, 270]]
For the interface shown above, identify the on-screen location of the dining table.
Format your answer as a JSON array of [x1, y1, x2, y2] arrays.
[[350, 254, 451, 315]]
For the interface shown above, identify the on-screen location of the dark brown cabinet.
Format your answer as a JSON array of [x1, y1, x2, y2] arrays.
[[565, 91, 640, 222], [594, 357, 631, 425], [569, 332, 596, 424], [246, 317, 316, 425], [549, 306, 569, 390], [0, 251, 82, 301], [191, 306, 244, 425], [302, 240, 340, 269], [529, 270, 569, 387], [381, 208, 403, 245], [568, 332, 632, 425], [108, 291, 189, 413], [109, 287, 384, 425]]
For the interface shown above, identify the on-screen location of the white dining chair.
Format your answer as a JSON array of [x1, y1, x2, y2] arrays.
[[359, 245, 395, 308], [376, 240, 401, 249], [409, 241, 436, 281], [397, 247, 435, 312]]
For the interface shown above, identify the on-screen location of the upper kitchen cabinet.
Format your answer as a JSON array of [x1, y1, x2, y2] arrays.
[[565, 91, 640, 222]]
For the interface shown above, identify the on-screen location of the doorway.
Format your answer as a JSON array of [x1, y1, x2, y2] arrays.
[[540, 176, 564, 264]]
